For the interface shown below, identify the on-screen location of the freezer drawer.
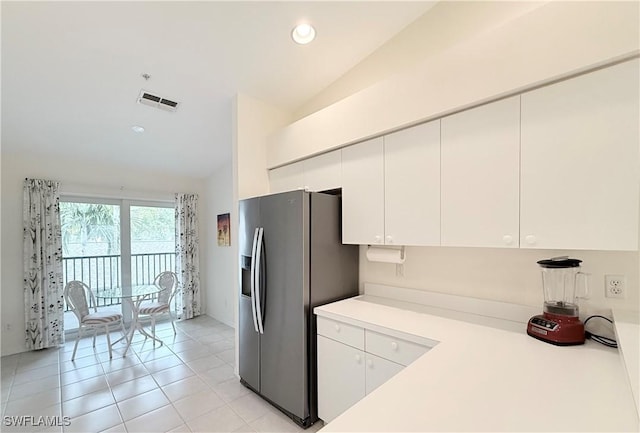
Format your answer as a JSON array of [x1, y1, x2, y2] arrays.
[[239, 295, 260, 390]]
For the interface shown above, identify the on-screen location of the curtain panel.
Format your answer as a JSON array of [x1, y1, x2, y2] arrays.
[[175, 193, 201, 319], [23, 178, 65, 350]]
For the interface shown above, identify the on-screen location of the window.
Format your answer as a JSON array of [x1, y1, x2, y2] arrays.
[[60, 198, 175, 330]]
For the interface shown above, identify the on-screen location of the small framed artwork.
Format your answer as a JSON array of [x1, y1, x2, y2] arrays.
[[217, 213, 230, 246]]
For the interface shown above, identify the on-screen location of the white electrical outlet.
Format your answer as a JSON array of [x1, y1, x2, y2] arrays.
[[605, 275, 626, 299]]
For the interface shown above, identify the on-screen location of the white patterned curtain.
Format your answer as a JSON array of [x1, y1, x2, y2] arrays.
[[175, 193, 201, 319], [23, 178, 65, 350]]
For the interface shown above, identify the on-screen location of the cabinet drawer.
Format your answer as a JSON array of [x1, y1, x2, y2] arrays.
[[365, 330, 429, 366], [317, 316, 364, 350]]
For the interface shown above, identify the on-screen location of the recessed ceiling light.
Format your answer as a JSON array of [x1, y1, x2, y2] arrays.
[[291, 23, 316, 45], [131, 125, 145, 133]]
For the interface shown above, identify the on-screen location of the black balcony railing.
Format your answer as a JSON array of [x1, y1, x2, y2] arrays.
[[62, 252, 176, 311]]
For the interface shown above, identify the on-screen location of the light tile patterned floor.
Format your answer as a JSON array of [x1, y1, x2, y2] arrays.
[[0, 316, 325, 433]]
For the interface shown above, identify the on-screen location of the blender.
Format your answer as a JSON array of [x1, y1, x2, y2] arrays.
[[527, 257, 588, 345]]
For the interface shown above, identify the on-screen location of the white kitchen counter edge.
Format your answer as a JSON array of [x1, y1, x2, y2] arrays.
[[315, 295, 639, 432], [612, 308, 640, 415]]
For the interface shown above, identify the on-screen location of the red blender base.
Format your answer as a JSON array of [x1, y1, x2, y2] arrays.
[[527, 312, 585, 346]]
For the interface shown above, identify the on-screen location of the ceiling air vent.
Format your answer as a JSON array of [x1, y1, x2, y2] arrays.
[[137, 90, 179, 112]]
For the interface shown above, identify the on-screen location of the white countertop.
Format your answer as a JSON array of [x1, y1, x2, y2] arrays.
[[315, 296, 639, 432], [613, 308, 640, 415]]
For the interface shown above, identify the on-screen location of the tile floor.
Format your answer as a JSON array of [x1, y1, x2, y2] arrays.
[[0, 316, 325, 433]]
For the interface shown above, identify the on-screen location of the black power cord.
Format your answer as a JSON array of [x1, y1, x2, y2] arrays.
[[584, 315, 618, 348]]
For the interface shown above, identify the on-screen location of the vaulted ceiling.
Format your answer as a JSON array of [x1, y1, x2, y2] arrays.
[[2, 1, 434, 178]]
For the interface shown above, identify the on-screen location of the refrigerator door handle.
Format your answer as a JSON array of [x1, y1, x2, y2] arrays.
[[259, 231, 267, 331], [250, 227, 260, 333], [255, 227, 265, 334]]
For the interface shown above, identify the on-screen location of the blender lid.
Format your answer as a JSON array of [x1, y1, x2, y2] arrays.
[[537, 256, 582, 268]]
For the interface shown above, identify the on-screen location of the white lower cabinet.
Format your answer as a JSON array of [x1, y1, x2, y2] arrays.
[[317, 316, 431, 423], [365, 353, 404, 395], [365, 329, 429, 366], [317, 335, 365, 423]]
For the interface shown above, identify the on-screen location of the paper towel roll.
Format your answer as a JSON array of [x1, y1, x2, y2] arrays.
[[366, 246, 405, 264]]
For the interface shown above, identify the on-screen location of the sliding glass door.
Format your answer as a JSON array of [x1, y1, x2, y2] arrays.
[[130, 205, 176, 286], [60, 198, 175, 331], [60, 199, 122, 329]]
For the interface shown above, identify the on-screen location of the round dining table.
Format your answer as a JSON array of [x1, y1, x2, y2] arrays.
[[95, 284, 166, 356]]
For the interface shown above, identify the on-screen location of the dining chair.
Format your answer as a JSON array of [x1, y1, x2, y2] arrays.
[[138, 271, 180, 343], [63, 280, 126, 361]]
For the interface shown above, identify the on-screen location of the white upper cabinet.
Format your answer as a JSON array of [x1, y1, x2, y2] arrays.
[[385, 120, 440, 246], [342, 138, 385, 245], [269, 149, 342, 194], [520, 59, 639, 250], [342, 121, 441, 246], [303, 149, 342, 192], [269, 161, 304, 194], [273, 60, 639, 251], [441, 96, 520, 248]]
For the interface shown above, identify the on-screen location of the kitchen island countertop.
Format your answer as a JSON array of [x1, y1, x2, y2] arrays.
[[315, 295, 639, 432]]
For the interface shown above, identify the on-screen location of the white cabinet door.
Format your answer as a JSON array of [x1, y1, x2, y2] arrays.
[[303, 149, 342, 192], [384, 120, 441, 246], [520, 59, 639, 250], [342, 138, 385, 245], [317, 335, 366, 423], [269, 161, 304, 194], [441, 96, 520, 248], [364, 353, 404, 395]]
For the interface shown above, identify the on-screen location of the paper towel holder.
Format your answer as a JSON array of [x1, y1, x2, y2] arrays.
[[366, 245, 406, 263]]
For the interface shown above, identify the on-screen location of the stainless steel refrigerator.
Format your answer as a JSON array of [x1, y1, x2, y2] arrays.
[[239, 190, 358, 428]]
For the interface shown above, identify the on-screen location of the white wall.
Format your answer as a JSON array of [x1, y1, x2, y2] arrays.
[[360, 247, 639, 316], [234, 93, 291, 200], [268, 1, 639, 168], [204, 162, 234, 327], [293, 1, 545, 120], [1, 152, 207, 356], [231, 93, 292, 374]]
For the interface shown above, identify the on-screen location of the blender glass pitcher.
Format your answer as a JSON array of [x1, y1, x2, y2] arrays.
[[537, 257, 588, 317]]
